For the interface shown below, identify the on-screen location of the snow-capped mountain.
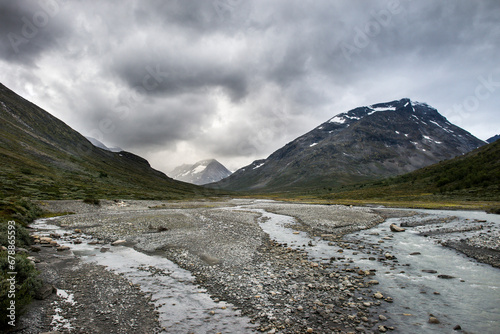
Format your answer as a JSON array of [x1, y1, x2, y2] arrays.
[[170, 159, 232, 185], [85, 136, 122, 152], [210, 98, 486, 191]]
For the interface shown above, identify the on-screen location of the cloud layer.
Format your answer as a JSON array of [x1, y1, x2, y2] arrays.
[[1, 0, 499, 172]]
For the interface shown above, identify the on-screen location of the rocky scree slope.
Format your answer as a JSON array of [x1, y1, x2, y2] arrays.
[[211, 98, 485, 192]]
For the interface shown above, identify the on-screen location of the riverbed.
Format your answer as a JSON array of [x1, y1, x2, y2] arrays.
[[29, 199, 500, 333]]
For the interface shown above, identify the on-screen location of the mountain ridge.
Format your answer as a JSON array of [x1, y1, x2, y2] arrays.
[[209, 98, 485, 192], [85, 136, 123, 152], [487, 134, 500, 143], [0, 82, 209, 199]]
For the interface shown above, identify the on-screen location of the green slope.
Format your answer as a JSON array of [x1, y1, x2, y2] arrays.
[[322, 139, 500, 203], [0, 83, 213, 200]]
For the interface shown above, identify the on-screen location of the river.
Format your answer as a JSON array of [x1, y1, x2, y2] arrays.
[[32, 204, 500, 333], [250, 206, 500, 333]]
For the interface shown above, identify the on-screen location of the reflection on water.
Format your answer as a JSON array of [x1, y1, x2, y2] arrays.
[[32, 218, 256, 334]]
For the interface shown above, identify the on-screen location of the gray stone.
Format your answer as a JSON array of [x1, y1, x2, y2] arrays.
[[390, 224, 405, 232]]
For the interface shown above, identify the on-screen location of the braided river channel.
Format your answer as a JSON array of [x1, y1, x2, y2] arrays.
[[250, 207, 500, 333], [33, 205, 500, 333]]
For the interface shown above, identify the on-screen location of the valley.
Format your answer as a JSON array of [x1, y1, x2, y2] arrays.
[[20, 198, 500, 333], [1, 1, 499, 333]]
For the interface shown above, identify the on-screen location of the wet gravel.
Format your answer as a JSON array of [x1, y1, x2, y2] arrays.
[[16, 246, 161, 334], [36, 199, 400, 333], [28, 199, 500, 333]]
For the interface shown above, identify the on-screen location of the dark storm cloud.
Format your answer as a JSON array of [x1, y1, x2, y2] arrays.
[[0, 0, 498, 172], [108, 48, 250, 102], [0, 0, 73, 65]]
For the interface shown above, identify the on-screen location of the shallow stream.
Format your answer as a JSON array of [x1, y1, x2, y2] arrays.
[[32, 207, 500, 333], [248, 207, 500, 333], [32, 219, 257, 334]]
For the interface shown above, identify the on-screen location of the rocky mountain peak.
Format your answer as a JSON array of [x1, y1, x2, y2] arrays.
[[211, 98, 485, 192], [170, 159, 232, 185]]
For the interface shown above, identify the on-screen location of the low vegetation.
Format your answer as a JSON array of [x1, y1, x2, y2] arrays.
[[0, 198, 43, 329], [248, 141, 500, 211]]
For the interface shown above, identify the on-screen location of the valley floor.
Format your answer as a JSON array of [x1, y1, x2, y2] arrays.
[[16, 199, 500, 333]]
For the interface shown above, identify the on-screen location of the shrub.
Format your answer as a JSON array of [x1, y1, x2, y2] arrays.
[[0, 197, 43, 328], [0, 222, 32, 249], [0, 198, 42, 227], [0, 252, 42, 328], [83, 197, 101, 206]]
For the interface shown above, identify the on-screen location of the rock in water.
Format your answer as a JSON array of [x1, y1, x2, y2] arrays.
[[111, 239, 127, 246], [429, 315, 440, 324], [437, 274, 455, 279], [390, 223, 405, 232]]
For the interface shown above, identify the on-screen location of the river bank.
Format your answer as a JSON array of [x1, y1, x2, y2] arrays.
[[19, 199, 500, 333]]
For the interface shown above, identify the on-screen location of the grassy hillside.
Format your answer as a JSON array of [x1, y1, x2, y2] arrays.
[[0, 83, 216, 200], [313, 140, 500, 209]]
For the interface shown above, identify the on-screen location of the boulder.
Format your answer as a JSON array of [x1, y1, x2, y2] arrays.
[[30, 245, 41, 252], [428, 316, 440, 324], [40, 237, 52, 244], [35, 283, 55, 300], [437, 274, 455, 279], [390, 223, 405, 232], [384, 253, 395, 260]]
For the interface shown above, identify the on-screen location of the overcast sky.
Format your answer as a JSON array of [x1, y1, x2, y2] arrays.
[[1, 0, 499, 173]]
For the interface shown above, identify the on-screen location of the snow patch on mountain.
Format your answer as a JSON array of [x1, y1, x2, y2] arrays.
[[329, 115, 346, 124], [370, 106, 396, 112]]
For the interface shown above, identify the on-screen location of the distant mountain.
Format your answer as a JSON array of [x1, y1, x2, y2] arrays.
[[170, 159, 232, 185], [0, 83, 210, 199], [85, 136, 123, 152], [487, 134, 500, 143], [210, 98, 485, 192]]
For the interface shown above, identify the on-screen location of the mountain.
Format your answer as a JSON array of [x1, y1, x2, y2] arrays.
[[487, 134, 500, 143], [210, 98, 485, 192], [0, 83, 211, 200], [85, 136, 123, 152], [329, 139, 500, 203], [170, 159, 232, 185]]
